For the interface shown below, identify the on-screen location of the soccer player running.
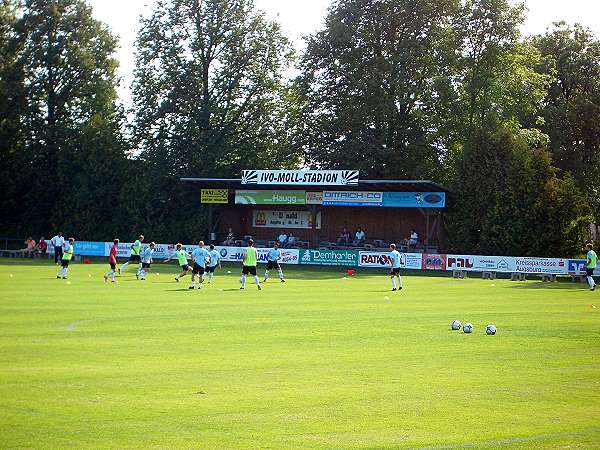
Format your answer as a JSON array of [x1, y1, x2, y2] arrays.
[[104, 239, 119, 282], [240, 239, 261, 290], [139, 242, 156, 280], [263, 241, 285, 283], [119, 234, 144, 276], [585, 243, 597, 291], [57, 238, 75, 279], [163, 243, 191, 282], [205, 244, 221, 283], [389, 243, 403, 291], [190, 241, 211, 290]]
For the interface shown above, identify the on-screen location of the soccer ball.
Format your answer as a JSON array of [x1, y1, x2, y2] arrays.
[[463, 323, 473, 333], [486, 324, 497, 335], [451, 320, 461, 330]]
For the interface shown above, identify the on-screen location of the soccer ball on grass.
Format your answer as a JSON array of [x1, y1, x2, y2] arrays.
[[463, 323, 473, 334], [451, 320, 461, 330], [486, 324, 497, 335]]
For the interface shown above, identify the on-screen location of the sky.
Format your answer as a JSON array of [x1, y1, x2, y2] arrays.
[[87, 0, 600, 106]]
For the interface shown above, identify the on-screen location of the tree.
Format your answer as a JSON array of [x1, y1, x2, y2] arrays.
[[295, 0, 460, 179], [0, 0, 26, 235], [532, 23, 600, 223], [130, 0, 298, 239], [0, 0, 129, 239]]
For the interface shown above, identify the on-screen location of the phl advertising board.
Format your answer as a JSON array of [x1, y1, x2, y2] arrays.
[[299, 249, 358, 267], [445, 254, 569, 274], [358, 251, 423, 269]]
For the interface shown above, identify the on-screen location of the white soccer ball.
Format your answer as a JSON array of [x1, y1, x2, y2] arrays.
[[451, 320, 461, 330], [486, 324, 497, 335], [463, 323, 473, 334]]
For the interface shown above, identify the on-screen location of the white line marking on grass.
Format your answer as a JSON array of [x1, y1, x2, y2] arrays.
[[65, 319, 97, 332], [415, 427, 600, 449]]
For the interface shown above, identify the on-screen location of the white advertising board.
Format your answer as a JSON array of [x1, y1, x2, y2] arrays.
[[358, 251, 422, 269]]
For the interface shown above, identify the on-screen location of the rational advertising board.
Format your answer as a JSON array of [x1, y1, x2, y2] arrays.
[[358, 251, 423, 269]]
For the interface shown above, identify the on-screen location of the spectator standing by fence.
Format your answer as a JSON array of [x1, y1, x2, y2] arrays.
[[51, 232, 65, 264]]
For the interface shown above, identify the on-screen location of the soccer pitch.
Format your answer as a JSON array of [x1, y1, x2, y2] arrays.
[[1, 260, 599, 449]]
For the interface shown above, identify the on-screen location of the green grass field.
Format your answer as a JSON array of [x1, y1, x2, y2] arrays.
[[1, 259, 599, 449]]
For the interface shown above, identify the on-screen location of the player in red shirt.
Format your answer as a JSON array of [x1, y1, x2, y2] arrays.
[[104, 239, 119, 283]]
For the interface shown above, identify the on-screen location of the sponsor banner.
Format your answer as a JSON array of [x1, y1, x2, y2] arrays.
[[235, 190, 306, 205], [306, 191, 323, 205], [382, 192, 445, 208], [242, 169, 359, 186], [46, 240, 105, 256], [323, 191, 383, 206], [215, 246, 299, 264], [513, 257, 567, 274], [446, 255, 516, 273], [423, 253, 447, 271], [567, 259, 599, 276], [201, 189, 228, 204], [299, 249, 358, 266], [358, 251, 423, 269], [253, 210, 321, 229]]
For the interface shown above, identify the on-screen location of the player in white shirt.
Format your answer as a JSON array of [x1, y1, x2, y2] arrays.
[[50, 232, 65, 264], [264, 241, 285, 283], [205, 244, 221, 283], [389, 243, 403, 291], [138, 242, 156, 280], [190, 241, 211, 290]]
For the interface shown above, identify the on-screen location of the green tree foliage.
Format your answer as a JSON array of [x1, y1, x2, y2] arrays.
[[130, 0, 299, 240], [0, 0, 129, 240], [295, 0, 460, 179], [532, 23, 600, 222]]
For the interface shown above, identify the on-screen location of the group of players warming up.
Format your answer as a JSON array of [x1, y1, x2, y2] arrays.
[[100, 236, 287, 290], [56, 234, 597, 292]]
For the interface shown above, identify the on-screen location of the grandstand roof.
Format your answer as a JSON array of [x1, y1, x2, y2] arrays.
[[180, 178, 451, 193]]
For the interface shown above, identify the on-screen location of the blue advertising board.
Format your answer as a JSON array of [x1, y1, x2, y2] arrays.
[[382, 192, 445, 208]]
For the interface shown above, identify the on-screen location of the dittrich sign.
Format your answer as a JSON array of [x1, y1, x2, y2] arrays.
[[241, 170, 359, 186], [322, 191, 383, 206]]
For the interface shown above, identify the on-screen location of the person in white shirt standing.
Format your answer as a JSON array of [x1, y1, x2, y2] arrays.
[[389, 243, 403, 291], [50, 232, 65, 264], [264, 241, 285, 283]]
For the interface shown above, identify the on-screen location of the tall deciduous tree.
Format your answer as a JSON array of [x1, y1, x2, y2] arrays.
[[130, 0, 298, 239], [532, 23, 600, 223], [295, 0, 459, 179], [2, 0, 128, 239]]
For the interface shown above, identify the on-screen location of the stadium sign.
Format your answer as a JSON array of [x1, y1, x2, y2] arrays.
[[235, 190, 306, 205], [241, 169, 359, 186], [299, 249, 358, 266], [322, 191, 383, 206], [201, 189, 228, 204]]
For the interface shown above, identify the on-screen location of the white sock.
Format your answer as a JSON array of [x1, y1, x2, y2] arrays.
[[254, 275, 260, 286], [120, 262, 129, 271], [391, 278, 397, 289], [588, 276, 595, 288], [208, 273, 213, 282], [278, 269, 284, 280], [175, 275, 180, 280], [64, 268, 68, 277], [138, 263, 143, 273], [191, 281, 195, 288], [397, 276, 403, 288], [106, 270, 113, 278], [264, 270, 269, 280], [139, 270, 145, 278], [241, 275, 246, 288]]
